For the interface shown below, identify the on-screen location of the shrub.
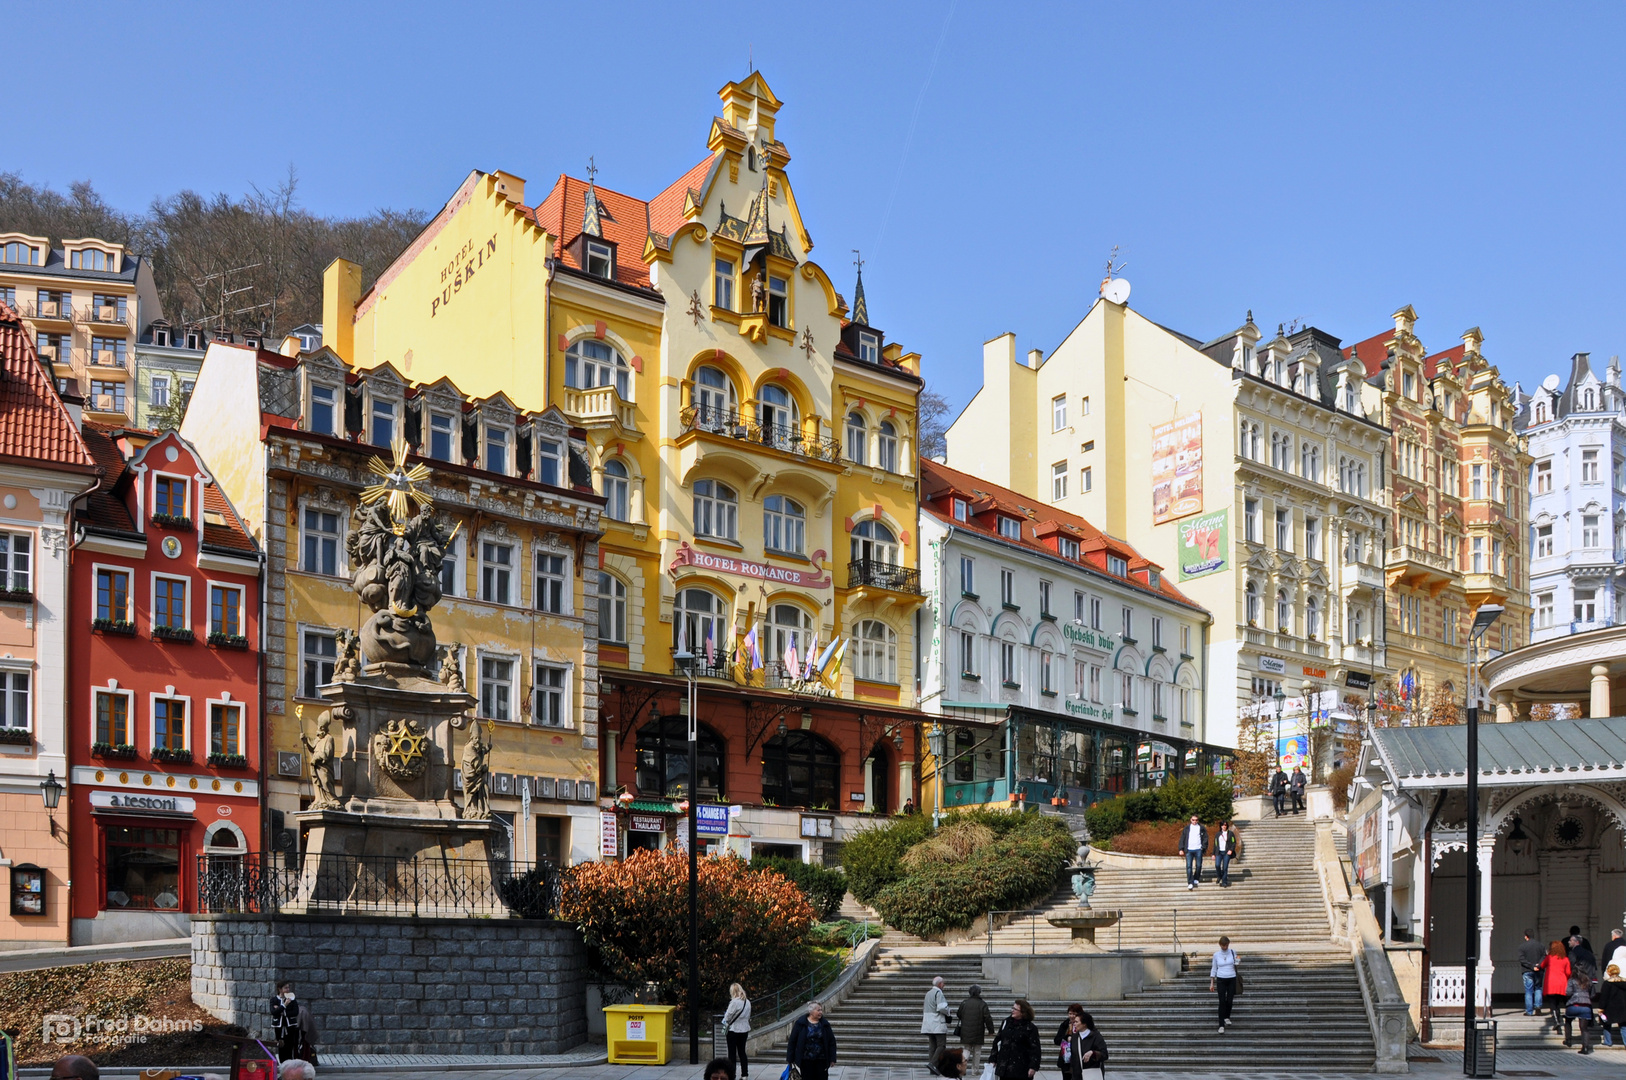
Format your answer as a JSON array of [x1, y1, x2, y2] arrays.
[[840, 812, 935, 904], [1084, 775, 1234, 843], [559, 849, 815, 1010], [899, 820, 995, 870], [749, 855, 847, 920], [869, 811, 1075, 938], [1327, 763, 1357, 811]]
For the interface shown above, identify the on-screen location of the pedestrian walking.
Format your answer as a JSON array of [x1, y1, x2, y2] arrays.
[[722, 982, 752, 1079], [1570, 924, 1594, 953], [1593, 964, 1626, 1047], [1212, 822, 1238, 887], [1178, 815, 1207, 890], [932, 1047, 967, 1077], [1269, 768, 1289, 817], [1566, 969, 1597, 1053], [1052, 1003, 1085, 1071], [922, 975, 954, 1073], [1209, 936, 1240, 1033], [1517, 929, 1544, 1016], [1538, 940, 1573, 1032], [271, 981, 304, 1063], [1572, 934, 1600, 981], [957, 984, 996, 1071], [785, 1001, 837, 1080], [1289, 767, 1307, 814], [990, 999, 1042, 1080], [1058, 1010, 1108, 1080], [1604, 929, 1626, 976]]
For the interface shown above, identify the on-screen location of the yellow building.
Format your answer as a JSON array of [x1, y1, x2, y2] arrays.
[[320, 73, 929, 861], [181, 341, 606, 865], [0, 233, 162, 423]]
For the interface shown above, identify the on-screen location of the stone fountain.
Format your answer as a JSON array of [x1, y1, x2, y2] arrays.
[[1046, 837, 1121, 950]]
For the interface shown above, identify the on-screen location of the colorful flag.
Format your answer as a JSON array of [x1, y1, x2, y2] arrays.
[[822, 638, 847, 689], [743, 626, 763, 670], [814, 636, 841, 675], [783, 639, 800, 678], [676, 612, 688, 655], [803, 636, 819, 680], [705, 621, 716, 665]]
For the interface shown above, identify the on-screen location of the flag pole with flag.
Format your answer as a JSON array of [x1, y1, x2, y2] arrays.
[[820, 638, 847, 691]]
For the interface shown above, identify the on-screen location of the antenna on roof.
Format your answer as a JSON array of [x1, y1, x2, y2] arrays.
[[1099, 245, 1130, 305], [749, 43, 754, 74]]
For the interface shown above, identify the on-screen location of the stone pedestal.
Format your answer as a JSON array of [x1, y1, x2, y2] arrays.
[[1046, 909, 1122, 951]]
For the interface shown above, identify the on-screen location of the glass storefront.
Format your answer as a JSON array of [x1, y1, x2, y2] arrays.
[[103, 825, 182, 910]]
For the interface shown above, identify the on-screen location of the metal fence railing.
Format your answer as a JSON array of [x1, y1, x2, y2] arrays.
[[195, 852, 560, 919], [985, 908, 1047, 955], [710, 919, 873, 1052]]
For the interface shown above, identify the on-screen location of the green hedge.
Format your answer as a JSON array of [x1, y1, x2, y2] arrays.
[[846, 810, 1076, 939], [749, 856, 847, 920], [1084, 775, 1234, 842]]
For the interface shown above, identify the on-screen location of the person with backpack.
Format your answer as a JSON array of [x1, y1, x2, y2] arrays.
[[785, 1000, 837, 1080], [990, 998, 1042, 1079]]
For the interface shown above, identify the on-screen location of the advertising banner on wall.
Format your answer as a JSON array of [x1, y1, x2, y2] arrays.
[[1176, 509, 1228, 580], [1151, 412, 1204, 525]]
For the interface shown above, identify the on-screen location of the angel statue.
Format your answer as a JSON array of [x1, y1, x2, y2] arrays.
[[460, 721, 492, 821], [297, 705, 341, 811]]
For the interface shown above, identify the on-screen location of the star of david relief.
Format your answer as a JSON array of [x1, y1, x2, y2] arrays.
[[373, 717, 429, 782]]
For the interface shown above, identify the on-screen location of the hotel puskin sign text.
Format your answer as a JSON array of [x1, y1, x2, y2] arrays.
[[430, 233, 499, 319], [668, 541, 831, 589]]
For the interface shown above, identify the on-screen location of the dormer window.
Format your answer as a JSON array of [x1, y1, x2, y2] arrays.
[[858, 331, 879, 364], [70, 248, 112, 271], [997, 516, 1021, 541], [1058, 536, 1080, 559], [585, 240, 614, 279], [185, 330, 201, 350], [429, 411, 456, 461], [767, 275, 788, 328], [484, 424, 511, 475], [370, 395, 396, 447], [153, 325, 170, 347], [536, 438, 563, 487], [308, 383, 337, 436], [952, 498, 969, 522], [0, 241, 39, 265], [154, 476, 189, 521], [1108, 555, 1128, 576], [1147, 570, 1161, 588], [1402, 371, 1416, 399]]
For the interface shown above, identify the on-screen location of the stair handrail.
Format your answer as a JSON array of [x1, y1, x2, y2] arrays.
[[984, 908, 1045, 955], [1313, 816, 1411, 1074]]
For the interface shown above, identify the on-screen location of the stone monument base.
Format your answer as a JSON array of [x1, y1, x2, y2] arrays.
[[288, 808, 504, 917]]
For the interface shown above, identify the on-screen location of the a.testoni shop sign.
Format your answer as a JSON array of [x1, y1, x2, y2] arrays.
[[89, 791, 196, 814]]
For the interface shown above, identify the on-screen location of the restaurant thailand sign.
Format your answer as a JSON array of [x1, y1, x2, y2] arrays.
[[668, 541, 831, 589]]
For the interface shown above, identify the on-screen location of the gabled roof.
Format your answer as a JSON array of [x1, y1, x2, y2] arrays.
[[77, 423, 140, 534], [648, 153, 720, 238], [0, 301, 96, 473], [201, 482, 257, 553], [532, 175, 656, 290], [920, 458, 1206, 614], [1370, 717, 1626, 789]]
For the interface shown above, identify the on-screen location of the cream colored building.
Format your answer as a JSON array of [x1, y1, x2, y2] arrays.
[[947, 300, 1391, 748]]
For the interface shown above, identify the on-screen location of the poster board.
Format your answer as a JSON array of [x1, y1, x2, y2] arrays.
[[1176, 509, 1228, 580], [1151, 412, 1204, 524]]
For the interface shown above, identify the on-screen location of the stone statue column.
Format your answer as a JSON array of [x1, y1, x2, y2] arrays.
[[1494, 694, 1516, 725], [1592, 664, 1612, 718], [863, 756, 875, 812], [1475, 832, 1497, 1012]]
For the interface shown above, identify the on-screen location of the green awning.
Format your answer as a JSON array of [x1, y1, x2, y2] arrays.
[[624, 799, 679, 813]]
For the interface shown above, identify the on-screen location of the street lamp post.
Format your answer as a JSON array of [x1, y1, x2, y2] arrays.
[[1463, 603, 1504, 1075], [1272, 686, 1287, 776], [927, 725, 945, 828], [672, 642, 701, 1065]]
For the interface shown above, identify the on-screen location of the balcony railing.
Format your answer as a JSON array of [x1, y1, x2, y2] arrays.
[[1342, 560, 1384, 590], [848, 558, 922, 594], [79, 305, 133, 329], [88, 349, 127, 370], [1389, 544, 1450, 572], [679, 405, 843, 464], [562, 384, 637, 429], [20, 299, 72, 322]]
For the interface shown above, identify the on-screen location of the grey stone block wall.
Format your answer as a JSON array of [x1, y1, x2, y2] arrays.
[[192, 915, 588, 1055]]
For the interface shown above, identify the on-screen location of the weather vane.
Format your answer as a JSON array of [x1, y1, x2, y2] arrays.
[[360, 437, 434, 528]]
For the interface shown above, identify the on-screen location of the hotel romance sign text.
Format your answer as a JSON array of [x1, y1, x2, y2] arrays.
[[1062, 623, 1116, 653], [668, 541, 832, 589]]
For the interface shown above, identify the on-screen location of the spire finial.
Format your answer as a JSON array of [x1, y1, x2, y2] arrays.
[[581, 157, 605, 239], [851, 250, 869, 326], [585, 156, 598, 186]]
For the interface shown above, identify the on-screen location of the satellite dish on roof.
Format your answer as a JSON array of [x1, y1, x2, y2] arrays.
[[1542, 374, 1561, 393], [1102, 278, 1131, 305]]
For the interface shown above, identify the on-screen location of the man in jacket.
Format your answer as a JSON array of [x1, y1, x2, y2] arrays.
[[1270, 768, 1289, 817], [1518, 929, 1545, 1015], [1178, 815, 1208, 890], [786, 1001, 836, 1080], [922, 975, 953, 1073], [271, 981, 301, 1063], [1605, 929, 1626, 976], [1289, 767, 1307, 814], [957, 984, 996, 1071]]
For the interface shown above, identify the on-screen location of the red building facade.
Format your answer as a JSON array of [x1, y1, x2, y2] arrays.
[[66, 425, 261, 944]]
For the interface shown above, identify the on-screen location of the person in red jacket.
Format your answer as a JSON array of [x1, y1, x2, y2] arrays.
[[1538, 940, 1573, 1032]]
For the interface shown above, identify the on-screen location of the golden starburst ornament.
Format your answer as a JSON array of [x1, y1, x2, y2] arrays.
[[361, 436, 433, 524]]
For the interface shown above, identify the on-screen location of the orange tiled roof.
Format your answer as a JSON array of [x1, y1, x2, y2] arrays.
[[1345, 330, 1455, 380], [0, 302, 96, 472], [648, 153, 720, 238], [920, 458, 1205, 612], [202, 483, 256, 552], [78, 423, 137, 533], [532, 175, 655, 290]]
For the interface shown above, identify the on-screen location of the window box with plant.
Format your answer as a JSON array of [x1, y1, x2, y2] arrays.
[[207, 632, 249, 650], [152, 625, 194, 643], [92, 741, 137, 760], [1002, 680, 1022, 690], [151, 746, 191, 764], [207, 752, 248, 769], [0, 587, 31, 603], [93, 618, 136, 636], [0, 727, 31, 746], [150, 513, 192, 530]]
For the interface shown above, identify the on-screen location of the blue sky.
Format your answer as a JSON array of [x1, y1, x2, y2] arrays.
[[14, 2, 1626, 413]]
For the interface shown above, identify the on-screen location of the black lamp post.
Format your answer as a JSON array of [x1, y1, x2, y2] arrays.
[[672, 637, 701, 1065], [1464, 602, 1503, 1074], [1272, 687, 1286, 773], [40, 769, 63, 809], [926, 725, 946, 828]]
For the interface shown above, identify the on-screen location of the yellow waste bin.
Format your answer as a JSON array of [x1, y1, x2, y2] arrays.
[[604, 1003, 678, 1065]]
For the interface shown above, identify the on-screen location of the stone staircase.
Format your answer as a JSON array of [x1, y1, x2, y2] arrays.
[[816, 814, 1377, 1070]]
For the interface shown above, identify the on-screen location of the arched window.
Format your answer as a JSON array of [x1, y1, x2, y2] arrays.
[[856, 619, 898, 683], [693, 479, 738, 540], [1306, 596, 1321, 640], [1276, 589, 1292, 633], [1586, 389, 1597, 411], [694, 365, 737, 427], [637, 716, 725, 798], [851, 519, 898, 566], [1347, 600, 1366, 642], [877, 421, 899, 472], [769, 603, 812, 669], [757, 384, 799, 450], [601, 458, 629, 520], [598, 571, 627, 644], [675, 587, 727, 654], [764, 494, 805, 555], [1245, 580, 1260, 625], [565, 339, 632, 399], [845, 412, 867, 464], [761, 730, 839, 808]]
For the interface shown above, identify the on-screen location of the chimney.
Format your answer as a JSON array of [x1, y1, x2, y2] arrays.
[[61, 387, 84, 429], [323, 258, 363, 362], [1027, 349, 1043, 370], [492, 171, 526, 205]]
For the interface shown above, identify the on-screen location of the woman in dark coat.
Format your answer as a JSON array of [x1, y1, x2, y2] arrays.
[[1058, 1010, 1110, 1078], [1052, 1004, 1085, 1071], [785, 1000, 837, 1080], [990, 998, 1042, 1080]]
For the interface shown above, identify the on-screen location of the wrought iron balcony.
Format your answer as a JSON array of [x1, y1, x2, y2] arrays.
[[21, 299, 72, 323], [679, 405, 843, 464], [848, 558, 922, 594]]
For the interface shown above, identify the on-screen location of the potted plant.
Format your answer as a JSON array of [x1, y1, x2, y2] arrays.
[[0, 727, 32, 746], [152, 746, 192, 764], [92, 617, 136, 636], [207, 632, 249, 649], [92, 742, 137, 760], [207, 752, 248, 768], [152, 624, 194, 643]]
